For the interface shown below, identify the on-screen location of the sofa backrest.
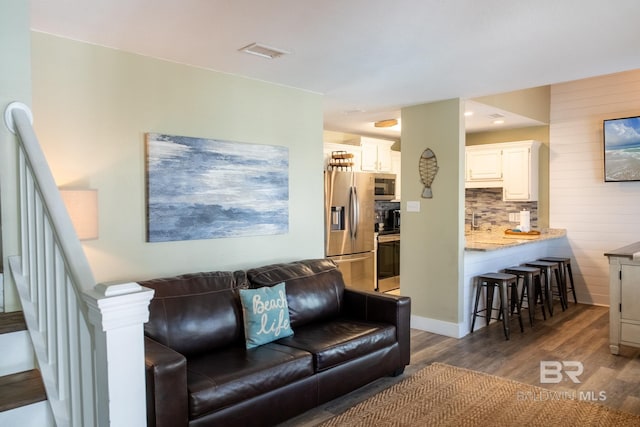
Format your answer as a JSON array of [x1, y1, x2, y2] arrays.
[[141, 270, 248, 356], [247, 259, 345, 328]]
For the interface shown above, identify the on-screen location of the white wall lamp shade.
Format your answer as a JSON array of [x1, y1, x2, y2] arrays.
[[60, 189, 99, 240]]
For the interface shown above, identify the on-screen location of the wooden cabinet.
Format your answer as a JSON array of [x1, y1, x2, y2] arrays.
[[465, 140, 540, 201], [360, 137, 394, 172], [605, 242, 640, 354], [501, 141, 540, 201], [465, 146, 502, 184]]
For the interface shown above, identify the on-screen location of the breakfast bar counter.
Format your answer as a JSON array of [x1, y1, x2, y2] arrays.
[[460, 228, 568, 338], [465, 228, 566, 251]]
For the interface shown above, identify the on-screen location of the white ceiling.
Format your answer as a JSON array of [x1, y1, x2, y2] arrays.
[[30, 0, 640, 139]]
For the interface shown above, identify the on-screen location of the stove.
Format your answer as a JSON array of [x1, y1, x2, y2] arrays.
[[376, 231, 400, 292]]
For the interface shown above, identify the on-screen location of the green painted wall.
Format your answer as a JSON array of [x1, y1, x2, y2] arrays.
[[400, 99, 464, 323], [0, 1, 31, 311], [31, 33, 324, 284]]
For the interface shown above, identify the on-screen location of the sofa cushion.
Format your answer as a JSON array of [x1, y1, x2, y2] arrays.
[[247, 259, 345, 328], [276, 319, 397, 372], [186, 343, 314, 419], [141, 270, 248, 356], [239, 283, 293, 348]]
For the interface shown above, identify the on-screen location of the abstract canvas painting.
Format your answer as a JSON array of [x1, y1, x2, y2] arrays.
[[146, 133, 289, 242]]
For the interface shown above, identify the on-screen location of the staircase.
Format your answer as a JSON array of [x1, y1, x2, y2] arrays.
[[0, 311, 54, 426], [2, 102, 155, 426]]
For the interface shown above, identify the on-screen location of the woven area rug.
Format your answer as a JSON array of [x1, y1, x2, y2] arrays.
[[320, 362, 640, 426]]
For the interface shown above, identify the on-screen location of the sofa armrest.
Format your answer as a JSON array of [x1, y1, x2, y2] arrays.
[[342, 289, 411, 366], [145, 336, 188, 427]]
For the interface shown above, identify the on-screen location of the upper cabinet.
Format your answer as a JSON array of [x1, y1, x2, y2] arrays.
[[360, 137, 394, 172], [465, 140, 540, 201], [501, 142, 540, 201], [465, 146, 503, 185]]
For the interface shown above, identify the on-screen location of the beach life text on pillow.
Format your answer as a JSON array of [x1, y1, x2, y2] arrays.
[[240, 282, 293, 348]]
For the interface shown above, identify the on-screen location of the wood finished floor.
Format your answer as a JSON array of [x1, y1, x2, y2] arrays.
[[280, 303, 640, 426]]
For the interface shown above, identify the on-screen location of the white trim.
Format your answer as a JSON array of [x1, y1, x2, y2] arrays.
[[411, 314, 465, 338], [83, 284, 154, 427], [0, 401, 54, 427], [4, 101, 33, 134], [0, 330, 35, 376]]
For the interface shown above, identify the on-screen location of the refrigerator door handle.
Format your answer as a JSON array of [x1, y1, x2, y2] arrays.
[[349, 186, 359, 239]]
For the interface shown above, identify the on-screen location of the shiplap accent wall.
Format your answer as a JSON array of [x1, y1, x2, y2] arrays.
[[549, 69, 640, 306]]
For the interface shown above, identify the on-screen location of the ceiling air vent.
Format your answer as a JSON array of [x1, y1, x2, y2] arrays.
[[488, 113, 505, 120], [239, 43, 289, 59]]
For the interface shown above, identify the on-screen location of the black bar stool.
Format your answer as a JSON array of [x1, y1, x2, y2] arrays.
[[539, 256, 577, 304], [524, 260, 566, 315], [502, 266, 546, 326], [470, 272, 523, 340]]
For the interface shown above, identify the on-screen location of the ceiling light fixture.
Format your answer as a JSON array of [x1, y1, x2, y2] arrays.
[[239, 43, 289, 59], [464, 111, 474, 117], [374, 119, 398, 128]]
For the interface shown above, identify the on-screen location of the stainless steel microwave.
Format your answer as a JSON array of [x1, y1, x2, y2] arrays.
[[374, 173, 396, 200]]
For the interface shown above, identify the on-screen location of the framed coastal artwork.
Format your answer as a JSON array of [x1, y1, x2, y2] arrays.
[[145, 132, 289, 242], [603, 115, 640, 182]]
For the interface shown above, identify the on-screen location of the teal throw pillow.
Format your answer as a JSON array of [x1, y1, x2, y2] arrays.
[[239, 282, 293, 349]]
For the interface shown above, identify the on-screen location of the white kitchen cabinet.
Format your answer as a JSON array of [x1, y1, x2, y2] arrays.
[[465, 146, 502, 186], [391, 150, 401, 200], [465, 140, 540, 201], [605, 242, 640, 354], [502, 141, 540, 201], [360, 137, 394, 172]]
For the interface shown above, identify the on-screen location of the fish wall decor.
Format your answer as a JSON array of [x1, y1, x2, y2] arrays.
[[419, 148, 438, 198]]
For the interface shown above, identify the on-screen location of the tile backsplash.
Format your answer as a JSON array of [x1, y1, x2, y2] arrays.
[[465, 188, 538, 231]]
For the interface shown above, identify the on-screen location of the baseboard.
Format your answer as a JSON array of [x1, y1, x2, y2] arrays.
[[410, 315, 465, 338]]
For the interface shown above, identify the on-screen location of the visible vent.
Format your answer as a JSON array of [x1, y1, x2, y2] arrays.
[[488, 113, 505, 120], [239, 43, 289, 59]]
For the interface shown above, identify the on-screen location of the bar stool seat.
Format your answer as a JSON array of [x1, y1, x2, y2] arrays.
[[470, 272, 523, 340], [502, 266, 546, 326], [538, 256, 577, 304], [524, 260, 566, 315]]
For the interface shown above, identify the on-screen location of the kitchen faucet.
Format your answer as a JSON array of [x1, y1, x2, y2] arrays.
[[466, 208, 479, 231]]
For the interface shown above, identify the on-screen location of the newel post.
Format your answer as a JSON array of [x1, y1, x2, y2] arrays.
[[83, 282, 155, 427]]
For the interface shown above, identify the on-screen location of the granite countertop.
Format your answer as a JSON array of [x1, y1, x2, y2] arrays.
[[465, 228, 567, 252]]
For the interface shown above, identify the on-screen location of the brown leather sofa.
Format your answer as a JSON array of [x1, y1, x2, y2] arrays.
[[141, 259, 411, 427]]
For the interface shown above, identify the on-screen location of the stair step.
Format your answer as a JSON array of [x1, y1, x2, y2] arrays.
[[0, 311, 35, 377], [0, 369, 46, 412], [0, 311, 27, 334]]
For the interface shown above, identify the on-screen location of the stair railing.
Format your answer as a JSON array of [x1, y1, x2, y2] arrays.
[[3, 102, 154, 427]]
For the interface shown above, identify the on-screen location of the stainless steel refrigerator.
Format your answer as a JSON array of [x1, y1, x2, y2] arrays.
[[324, 171, 376, 292]]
